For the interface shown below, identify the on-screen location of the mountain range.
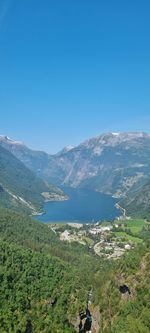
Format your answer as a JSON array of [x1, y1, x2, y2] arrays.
[[0, 132, 150, 217]]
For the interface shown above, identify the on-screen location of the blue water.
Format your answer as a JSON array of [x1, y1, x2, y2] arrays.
[[34, 187, 120, 223]]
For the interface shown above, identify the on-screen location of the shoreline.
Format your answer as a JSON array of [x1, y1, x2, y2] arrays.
[[115, 202, 131, 220], [32, 191, 70, 217], [32, 190, 123, 222]]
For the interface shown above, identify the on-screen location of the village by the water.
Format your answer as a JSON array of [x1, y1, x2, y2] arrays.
[[49, 216, 149, 260]]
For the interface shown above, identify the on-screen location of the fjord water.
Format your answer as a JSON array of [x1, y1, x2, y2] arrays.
[[35, 187, 120, 223]]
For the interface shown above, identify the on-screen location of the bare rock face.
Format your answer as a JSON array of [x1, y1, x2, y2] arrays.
[[91, 306, 101, 333], [71, 305, 100, 333]]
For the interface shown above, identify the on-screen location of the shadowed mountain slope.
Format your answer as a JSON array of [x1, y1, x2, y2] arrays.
[[0, 144, 63, 214]]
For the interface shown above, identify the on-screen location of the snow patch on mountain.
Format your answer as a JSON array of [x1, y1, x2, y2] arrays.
[[0, 135, 23, 145]]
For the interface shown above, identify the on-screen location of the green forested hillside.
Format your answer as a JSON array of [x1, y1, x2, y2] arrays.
[[0, 209, 150, 332], [121, 180, 150, 219], [0, 209, 103, 332], [0, 241, 76, 333], [0, 145, 62, 214], [97, 241, 150, 332]]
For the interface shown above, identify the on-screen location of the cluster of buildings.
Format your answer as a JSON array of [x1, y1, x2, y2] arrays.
[[51, 222, 134, 260]]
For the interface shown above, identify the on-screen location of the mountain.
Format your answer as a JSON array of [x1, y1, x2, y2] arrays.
[[0, 135, 52, 180], [2, 132, 150, 194], [0, 144, 65, 214], [1, 132, 150, 217]]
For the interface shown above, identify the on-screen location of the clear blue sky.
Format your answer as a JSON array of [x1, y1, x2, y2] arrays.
[[0, 0, 150, 153]]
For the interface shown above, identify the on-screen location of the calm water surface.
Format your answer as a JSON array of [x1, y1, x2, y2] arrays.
[[34, 187, 120, 223]]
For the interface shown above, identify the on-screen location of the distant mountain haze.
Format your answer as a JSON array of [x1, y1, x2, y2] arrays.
[[0, 132, 150, 217]]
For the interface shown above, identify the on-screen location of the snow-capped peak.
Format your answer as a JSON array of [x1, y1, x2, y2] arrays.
[[65, 145, 74, 151], [111, 132, 119, 136], [0, 135, 23, 145]]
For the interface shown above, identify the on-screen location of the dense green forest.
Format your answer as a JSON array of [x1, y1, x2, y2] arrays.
[[0, 208, 150, 332]]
